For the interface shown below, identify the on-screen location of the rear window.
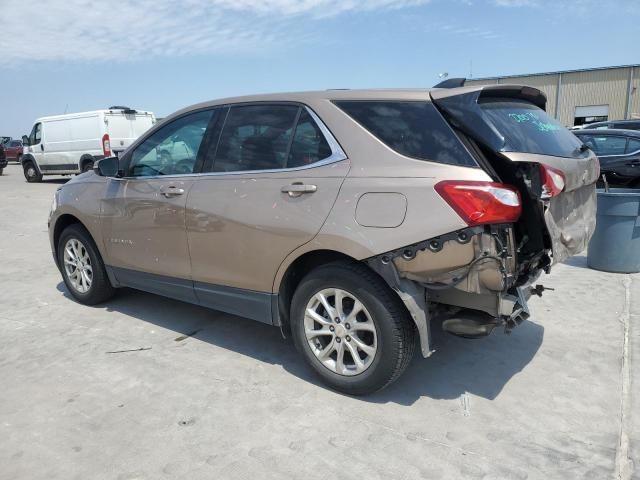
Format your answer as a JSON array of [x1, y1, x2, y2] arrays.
[[334, 101, 477, 167], [479, 99, 586, 158]]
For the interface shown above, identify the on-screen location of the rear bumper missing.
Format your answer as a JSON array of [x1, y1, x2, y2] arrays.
[[367, 225, 540, 357]]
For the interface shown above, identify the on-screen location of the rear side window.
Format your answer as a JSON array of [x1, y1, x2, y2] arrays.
[[614, 122, 640, 130], [213, 105, 299, 172], [334, 101, 477, 167], [288, 109, 332, 168], [479, 99, 585, 158]]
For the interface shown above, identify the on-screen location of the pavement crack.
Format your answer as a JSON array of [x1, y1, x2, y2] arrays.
[[614, 276, 633, 480]]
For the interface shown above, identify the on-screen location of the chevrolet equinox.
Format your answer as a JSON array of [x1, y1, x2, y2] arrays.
[[49, 83, 599, 394]]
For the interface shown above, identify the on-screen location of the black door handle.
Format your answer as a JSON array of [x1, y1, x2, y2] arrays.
[[40, 144, 44, 151]]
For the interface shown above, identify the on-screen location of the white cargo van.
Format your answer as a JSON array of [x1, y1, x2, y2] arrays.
[[21, 107, 155, 182]]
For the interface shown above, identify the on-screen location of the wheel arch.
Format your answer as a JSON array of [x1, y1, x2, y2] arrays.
[[21, 153, 40, 171], [275, 247, 431, 357], [52, 214, 92, 267], [275, 249, 359, 332], [79, 154, 96, 171]]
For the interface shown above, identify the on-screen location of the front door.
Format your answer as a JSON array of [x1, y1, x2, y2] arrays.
[[186, 104, 349, 322], [101, 109, 215, 302], [26, 122, 44, 166]]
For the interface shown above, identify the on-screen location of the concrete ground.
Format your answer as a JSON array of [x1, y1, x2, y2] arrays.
[[0, 162, 638, 479]]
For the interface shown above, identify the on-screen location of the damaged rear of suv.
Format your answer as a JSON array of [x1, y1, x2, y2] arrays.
[[316, 83, 598, 392], [49, 84, 598, 395]]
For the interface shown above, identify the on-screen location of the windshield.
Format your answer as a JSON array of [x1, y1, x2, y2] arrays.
[[479, 99, 586, 158]]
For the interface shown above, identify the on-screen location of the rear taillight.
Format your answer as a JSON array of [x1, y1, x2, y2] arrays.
[[539, 164, 565, 199], [102, 133, 111, 157], [435, 180, 522, 226]]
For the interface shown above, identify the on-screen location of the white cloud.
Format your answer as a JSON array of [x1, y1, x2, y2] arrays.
[[0, 0, 431, 63]]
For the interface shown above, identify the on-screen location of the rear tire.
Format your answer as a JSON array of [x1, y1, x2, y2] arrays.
[[58, 224, 116, 305], [0, 167, 4, 175], [81, 160, 94, 173], [16, 154, 22, 164], [290, 261, 415, 395], [23, 161, 42, 183]]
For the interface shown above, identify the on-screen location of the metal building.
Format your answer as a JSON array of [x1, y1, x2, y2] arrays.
[[466, 64, 640, 127]]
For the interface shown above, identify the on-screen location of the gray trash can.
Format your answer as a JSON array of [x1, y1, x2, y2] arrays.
[[588, 188, 640, 273]]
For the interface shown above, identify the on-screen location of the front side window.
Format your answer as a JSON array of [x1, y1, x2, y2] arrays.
[[129, 110, 213, 177], [335, 100, 477, 167], [479, 99, 586, 158], [29, 123, 42, 145], [212, 105, 299, 172]]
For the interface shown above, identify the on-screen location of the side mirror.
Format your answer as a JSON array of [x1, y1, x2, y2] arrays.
[[22, 135, 29, 146], [94, 156, 121, 177]]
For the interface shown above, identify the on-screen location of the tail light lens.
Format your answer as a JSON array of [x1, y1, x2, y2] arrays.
[[102, 134, 111, 157], [435, 180, 522, 226], [540, 164, 565, 199]]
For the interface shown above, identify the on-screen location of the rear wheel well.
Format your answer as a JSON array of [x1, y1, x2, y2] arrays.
[[277, 250, 364, 332], [79, 155, 95, 171]]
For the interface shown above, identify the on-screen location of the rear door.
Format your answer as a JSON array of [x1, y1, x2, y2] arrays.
[[432, 86, 600, 263], [186, 103, 349, 322], [106, 111, 155, 155]]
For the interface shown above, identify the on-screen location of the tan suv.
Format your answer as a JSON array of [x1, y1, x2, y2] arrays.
[[49, 84, 599, 394]]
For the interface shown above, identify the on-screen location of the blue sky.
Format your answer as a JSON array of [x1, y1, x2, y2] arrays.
[[0, 0, 638, 137]]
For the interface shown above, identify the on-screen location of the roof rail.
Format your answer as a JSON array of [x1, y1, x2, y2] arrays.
[[433, 78, 466, 89]]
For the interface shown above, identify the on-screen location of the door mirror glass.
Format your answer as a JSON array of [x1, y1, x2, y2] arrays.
[[94, 156, 120, 177], [22, 135, 29, 146]]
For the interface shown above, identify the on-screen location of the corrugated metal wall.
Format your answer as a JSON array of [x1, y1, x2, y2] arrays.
[[465, 66, 638, 126], [557, 67, 628, 125], [631, 66, 640, 119]]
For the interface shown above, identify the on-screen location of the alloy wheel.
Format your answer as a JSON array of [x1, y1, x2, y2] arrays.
[[63, 238, 93, 293], [304, 288, 378, 376]]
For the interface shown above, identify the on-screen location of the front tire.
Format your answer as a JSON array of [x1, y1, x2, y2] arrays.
[[291, 262, 415, 395], [58, 224, 115, 305], [23, 161, 42, 183]]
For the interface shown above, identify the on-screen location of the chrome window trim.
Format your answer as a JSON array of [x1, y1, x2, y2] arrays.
[[121, 105, 347, 180]]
